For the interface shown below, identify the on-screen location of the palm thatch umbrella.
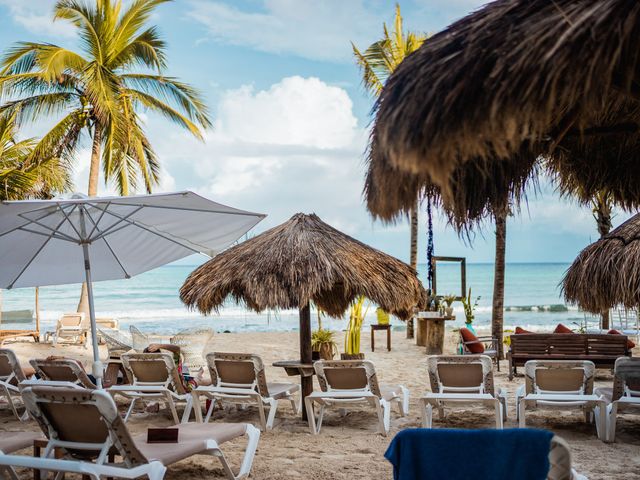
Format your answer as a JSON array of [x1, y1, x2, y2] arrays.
[[181, 213, 425, 413], [563, 212, 640, 313], [365, 0, 640, 224]]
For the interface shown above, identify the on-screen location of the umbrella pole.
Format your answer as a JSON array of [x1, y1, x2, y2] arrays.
[[299, 304, 312, 420], [82, 243, 103, 389]]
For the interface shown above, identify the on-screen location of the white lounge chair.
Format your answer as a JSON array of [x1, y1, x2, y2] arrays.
[[516, 360, 606, 440], [0, 386, 260, 480], [304, 359, 409, 436], [0, 348, 30, 420], [109, 352, 194, 424], [193, 352, 300, 430], [421, 355, 507, 429], [49, 313, 87, 347], [30, 358, 97, 389], [0, 431, 43, 479], [595, 357, 640, 442]]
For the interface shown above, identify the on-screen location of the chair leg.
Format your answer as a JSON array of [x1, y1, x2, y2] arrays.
[[421, 402, 433, 428], [596, 401, 607, 441], [165, 395, 180, 424], [147, 461, 167, 480], [265, 399, 278, 430], [123, 397, 137, 422], [607, 403, 617, 443], [494, 400, 503, 429], [180, 396, 193, 424], [317, 405, 326, 432], [235, 424, 261, 480], [204, 397, 216, 423], [304, 397, 318, 434], [399, 386, 410, 416], [374, 399, 388, 436], [518, 399, 526, 428], [289, 394, 299, 414]]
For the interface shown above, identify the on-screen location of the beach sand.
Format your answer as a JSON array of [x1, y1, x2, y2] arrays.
[[2, 329, 639, 479]]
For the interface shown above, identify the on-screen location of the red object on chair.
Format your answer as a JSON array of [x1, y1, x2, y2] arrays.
[[553, 324, 574, 334], [460, 328, 485, 353], [515, 326, 533, 334], [607, 329, 636, 349]]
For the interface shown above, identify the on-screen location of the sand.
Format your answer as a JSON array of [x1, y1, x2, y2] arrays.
[[1, 328, 639, 479]]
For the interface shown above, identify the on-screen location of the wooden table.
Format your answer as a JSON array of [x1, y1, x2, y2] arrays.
[[370, 324, 391, 352], [416, 314, 456, 355], [272, 360, 315, 420]]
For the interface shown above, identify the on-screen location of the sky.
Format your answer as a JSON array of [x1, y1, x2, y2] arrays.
[[0, 0, 631, 264]]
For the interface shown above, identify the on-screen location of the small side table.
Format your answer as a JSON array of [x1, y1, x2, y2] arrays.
[[370, 324, 391, 352]]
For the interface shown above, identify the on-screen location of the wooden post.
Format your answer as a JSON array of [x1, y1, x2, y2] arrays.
[[299, 304, 312, 420], [425, 318, 445, 355]]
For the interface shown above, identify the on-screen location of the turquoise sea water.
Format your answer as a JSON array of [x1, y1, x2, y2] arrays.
[[0, 262, 591, 335]]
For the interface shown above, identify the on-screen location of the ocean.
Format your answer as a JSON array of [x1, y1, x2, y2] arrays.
[[0, 262, 596, 335]]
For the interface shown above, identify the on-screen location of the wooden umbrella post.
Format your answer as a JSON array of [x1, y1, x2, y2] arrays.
[[299, 303, 312, 420]]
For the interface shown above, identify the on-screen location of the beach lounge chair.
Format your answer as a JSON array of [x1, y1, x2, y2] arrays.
[[192, 352, 300, 430], [30, 358, 98, 389], [595, 357, 640, 442], [384, 428, 587, 480], [0, 348, 31, 420], [0, 431, 44, 479], [516, 360, 606, 440], [304, 359, 409, 436], [421, 355, 507, 429], [110, 352, 194, 424], [49, 313, 87, 347], [0, 386, 260, 480]]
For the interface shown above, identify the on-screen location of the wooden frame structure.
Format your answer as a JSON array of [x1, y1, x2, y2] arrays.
[[431, 256, 466, 299]]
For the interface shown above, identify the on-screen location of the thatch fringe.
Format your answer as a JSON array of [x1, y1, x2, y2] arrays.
[[180, 213, 425, 320], [563, 213, 640, 312], [366, 0, 640, 223]]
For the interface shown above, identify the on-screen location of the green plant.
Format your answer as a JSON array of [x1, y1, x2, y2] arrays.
[[311, 328, 336, 350], [345, 295, 369, 354], [443, 295, 457, 308], [461, 288, 480, 324]]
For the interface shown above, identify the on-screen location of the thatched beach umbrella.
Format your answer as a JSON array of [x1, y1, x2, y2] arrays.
[[563, 213, 640, 313], [180, 213, 425, 412], [365, 0, 640, 223]]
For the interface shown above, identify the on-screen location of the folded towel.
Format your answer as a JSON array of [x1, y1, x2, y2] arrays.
[[385, 428, 554, 480]]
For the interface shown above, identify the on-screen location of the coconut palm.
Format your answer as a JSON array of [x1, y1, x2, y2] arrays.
[[0, 110, 71, 201], [0, 0, 211, 313], [352, 3, 426, 338], [0, 0, 211, 198]]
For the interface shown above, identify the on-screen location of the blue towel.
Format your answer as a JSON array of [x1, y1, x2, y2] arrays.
[[384, 428, 554, 480]]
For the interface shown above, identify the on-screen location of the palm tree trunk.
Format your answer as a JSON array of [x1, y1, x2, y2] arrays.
[[407, 202, 419, 339], [77, 124, 102, 315], [594, 196, 612, 329], [491, 208, 507, 359]]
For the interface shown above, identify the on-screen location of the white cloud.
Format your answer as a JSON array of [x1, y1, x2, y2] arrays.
[[0, 1, 76, 38], [150, 75, 373, 237], [187, 0, 383, 62]]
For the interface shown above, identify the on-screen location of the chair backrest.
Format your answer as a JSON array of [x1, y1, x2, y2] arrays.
[[30, 358, 97, 389], [612, 356, 640, 401], [121, 352, 186, 394], [524, 360, 595, 395], [95, 318, 118, 330], [0, 348, 26, 385], [21, 386, 147, 467], [206, 352, 269, 397], [314, 360, 382, 397], [98, 329, 132, 356], [58, 313, 84, 328], [129, 325, 150, 352], [427, 355, 495, 396], [170, 328, 214, 370]]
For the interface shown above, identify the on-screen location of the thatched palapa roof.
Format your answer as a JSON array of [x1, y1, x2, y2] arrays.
[[180, 213, 425, 319], [366, 0, 640, 224], [564, 212, 640, 312]]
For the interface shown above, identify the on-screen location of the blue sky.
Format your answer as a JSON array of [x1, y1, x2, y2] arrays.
[[0, 0, 630, 264]]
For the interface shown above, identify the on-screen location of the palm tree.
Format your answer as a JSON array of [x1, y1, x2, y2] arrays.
[[0, 0, 211, 312], [592, 190, 614, 328], [0, 110, 72, 201], [352, 3, 427, 338], [491, 204, 508, 359]]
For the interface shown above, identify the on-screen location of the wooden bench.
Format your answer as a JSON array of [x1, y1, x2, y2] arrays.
[[507, 333, 631, 380]]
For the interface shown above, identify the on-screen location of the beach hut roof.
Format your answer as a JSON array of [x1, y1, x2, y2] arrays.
[[366, 0, 640, 223], [563, 212, 640, 312], [180, 213, 425, 319]]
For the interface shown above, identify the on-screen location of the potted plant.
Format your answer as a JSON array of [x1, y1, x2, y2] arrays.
[[461, 288, 480, 333], [443, 294, 457, 317], [345, 295, 369, 355], [312, 329, 338, 360]]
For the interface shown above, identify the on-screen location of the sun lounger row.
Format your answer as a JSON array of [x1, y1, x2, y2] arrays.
[[2, 347, 638, 443]]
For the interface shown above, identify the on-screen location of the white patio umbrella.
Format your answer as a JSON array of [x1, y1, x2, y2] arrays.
[[0, 191, 265, 387]]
